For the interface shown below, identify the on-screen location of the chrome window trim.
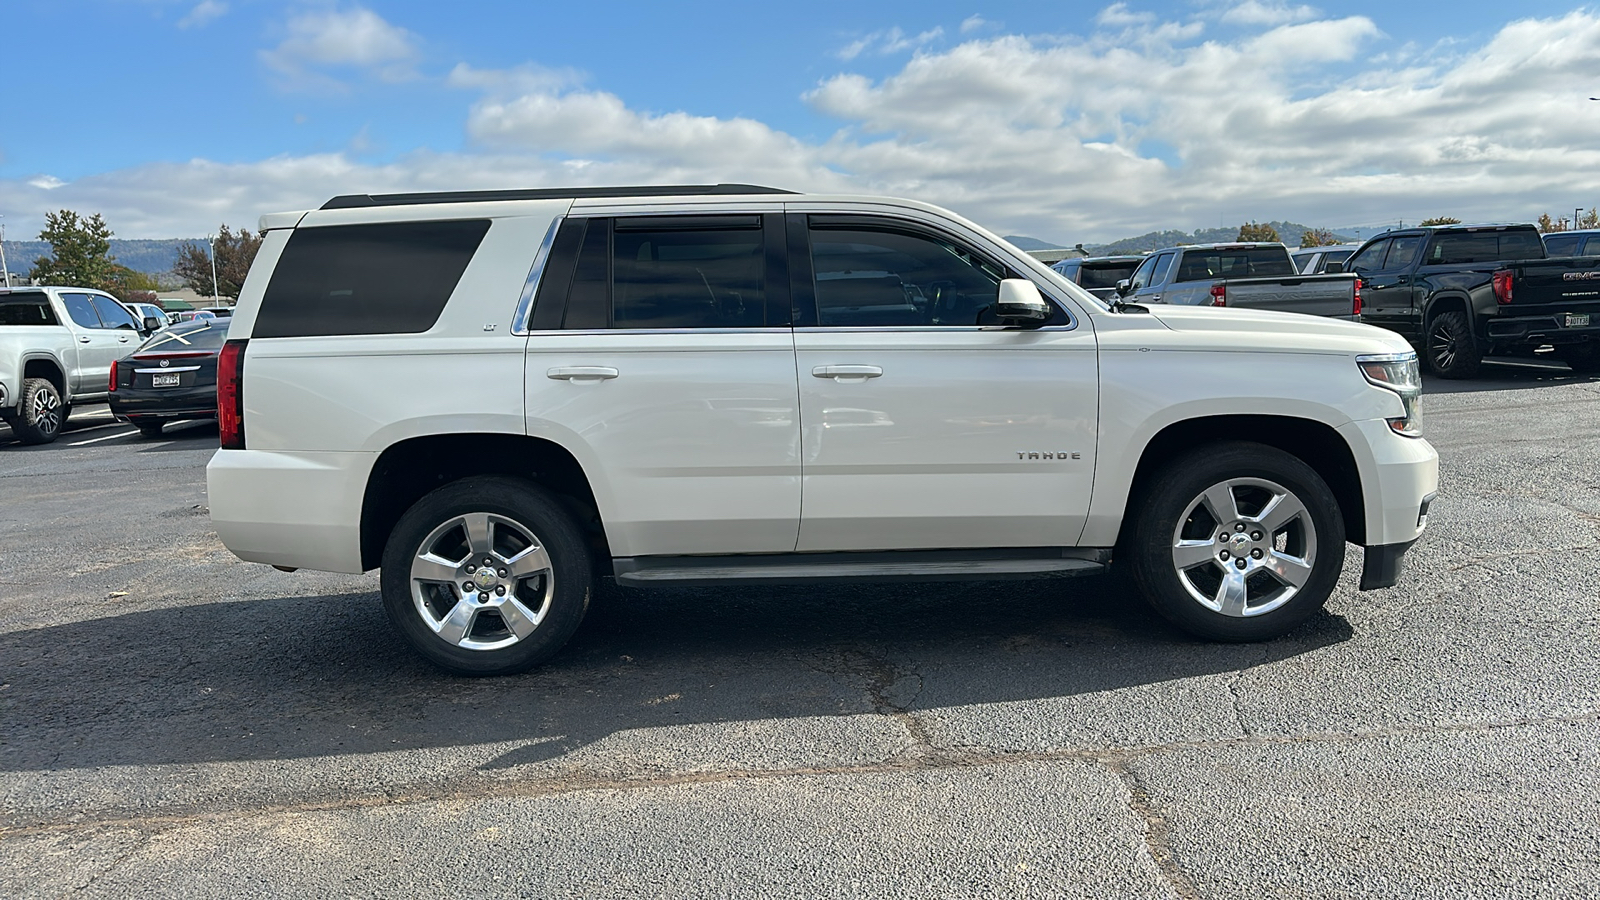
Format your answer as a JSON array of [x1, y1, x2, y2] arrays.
[[511, 216, 564, 336]]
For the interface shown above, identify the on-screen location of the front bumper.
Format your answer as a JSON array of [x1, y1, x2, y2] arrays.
[[1336, 418, 1438, 592]]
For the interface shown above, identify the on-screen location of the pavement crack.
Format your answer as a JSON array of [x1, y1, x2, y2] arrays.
[[61, 826, 158, 897], [1098, 754, 1202, 900]]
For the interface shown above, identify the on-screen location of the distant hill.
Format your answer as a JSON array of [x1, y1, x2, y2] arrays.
[[1085, 221, 1356, 256], [2, 239, 198, 276], [1002, 235, 1065, 251]]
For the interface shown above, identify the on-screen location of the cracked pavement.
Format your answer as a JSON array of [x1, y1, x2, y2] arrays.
[[3, 363, 1599, 899]]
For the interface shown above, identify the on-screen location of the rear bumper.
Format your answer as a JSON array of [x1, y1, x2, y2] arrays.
[[109, 386, 217, 420], [206, 448, 377, 574], [1485, 314, 1600, 347]]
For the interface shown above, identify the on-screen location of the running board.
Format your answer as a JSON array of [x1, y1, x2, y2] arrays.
[[612, 548, 1112, 588]]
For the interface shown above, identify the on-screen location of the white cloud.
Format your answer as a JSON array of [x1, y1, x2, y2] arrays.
[[178, 0, 226, 29], [28, 176, 66, 191], [9, 8, 1600, 244], [960, 15, 988, 34], [1220, 1, 1320, 27], [838, 26, 945, 60], [261, 7, 420, 87], [1096, 3, 1155, 28]]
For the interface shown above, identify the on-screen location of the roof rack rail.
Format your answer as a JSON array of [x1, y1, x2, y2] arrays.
[[320, 183, 796, 210]]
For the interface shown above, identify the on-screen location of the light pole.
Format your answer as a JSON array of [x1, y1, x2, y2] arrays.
[[0, 217, 10, 288], [207, 233, 220, 304]]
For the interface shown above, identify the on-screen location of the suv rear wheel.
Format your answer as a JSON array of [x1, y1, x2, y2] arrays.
[[1127, 442, 1345, 641], [380, 476, 592, 676]]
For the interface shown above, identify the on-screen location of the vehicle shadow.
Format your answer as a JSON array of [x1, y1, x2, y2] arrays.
[[133, 419, 219, 450], [1423, 358, 1595, 394], [0, 575, 1352, 772]]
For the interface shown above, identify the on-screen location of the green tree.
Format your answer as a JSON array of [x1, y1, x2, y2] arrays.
[[1299, 228, 1339, 248], [173, 225, 262, 299], [28, 210, 120, 291], [1236, 221, 1280, 242], [1419, 216, 1461, 226]]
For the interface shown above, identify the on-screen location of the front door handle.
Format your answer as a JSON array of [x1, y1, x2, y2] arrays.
[[79, 336, 91, 343], [812, 365, 883, 382], [547, 366, 619, 383]]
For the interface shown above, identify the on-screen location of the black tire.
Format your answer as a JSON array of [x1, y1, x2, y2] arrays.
[[135, 419, 166, 438], [4, 378, 66, 445], [1559, 345, 1600, 374], [1126, 442, 1346, 642], [1424, 310, 1482, 378], [380, 476, 592, 676]]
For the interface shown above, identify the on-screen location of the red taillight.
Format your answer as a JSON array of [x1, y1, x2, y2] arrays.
[[1352, 278, 1363, 316], [109, 359, 119, 393], [1491, 270, 1513, 305], [1210, 283, 1227, 307], [218, 339, 247, 449]]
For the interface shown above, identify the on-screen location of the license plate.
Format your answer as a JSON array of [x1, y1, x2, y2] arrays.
[[151, 373, 181, 387], [1566, 313, 1591, 328]]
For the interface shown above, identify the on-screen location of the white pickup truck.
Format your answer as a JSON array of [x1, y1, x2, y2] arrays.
[[0, 286, 164, 444], [206, 185, 1438, 675]]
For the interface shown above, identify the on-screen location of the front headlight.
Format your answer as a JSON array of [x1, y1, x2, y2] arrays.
[[1357, 352, 1422, 437]]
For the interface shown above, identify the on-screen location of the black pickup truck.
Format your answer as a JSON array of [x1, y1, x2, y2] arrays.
[[1350, 223, 1600, 377]]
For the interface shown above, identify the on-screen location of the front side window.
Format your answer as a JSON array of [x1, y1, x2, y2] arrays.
[[809, 225, 1006, 327], [1126, 255, 1159, 292], [90, 295, 139, 330], [1346, 239, 1391, 274], [61, 293, 103, 329], [1150, 252, 1177, 285], [1385, 235, 1424, 269]]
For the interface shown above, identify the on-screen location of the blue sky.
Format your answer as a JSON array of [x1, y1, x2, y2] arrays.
[[2, 2, 1596, 243]]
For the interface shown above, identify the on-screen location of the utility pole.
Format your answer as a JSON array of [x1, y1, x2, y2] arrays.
[[0, 217, 10, 288], [1578, 208, 1585, 229], [207, 233, 220, 303]]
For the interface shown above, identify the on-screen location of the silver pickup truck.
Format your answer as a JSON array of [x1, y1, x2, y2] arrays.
[[0, 286, 164, 444], [1116, 242, 1360, 317]]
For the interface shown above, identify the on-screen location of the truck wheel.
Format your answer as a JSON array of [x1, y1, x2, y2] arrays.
[[1126, 442, 1345, 642], [380, 475, 593, 676], [1424, 311, 1482, 378], [1559, 345, 1600, 374], [4, 378, 66, 445], [135, 419, 166, 438]]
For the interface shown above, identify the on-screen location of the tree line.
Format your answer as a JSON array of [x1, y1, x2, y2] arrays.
[[21, 208, 261, 304]]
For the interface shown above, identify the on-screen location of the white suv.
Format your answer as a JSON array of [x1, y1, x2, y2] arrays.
[[207, 184, 1437, 675]]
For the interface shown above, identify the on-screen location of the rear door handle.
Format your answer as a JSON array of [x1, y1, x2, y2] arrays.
[[812, 365, 883, 382], [547, 366, 618, 382]]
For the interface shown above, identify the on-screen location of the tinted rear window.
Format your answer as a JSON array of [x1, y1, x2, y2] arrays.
[[136, 321, 227, 352], [1077, 261, 1140, 289], [1174, 247, 1295, 281], [254, 220, 491, 338], [1544, 234, 1581, 257], [1425, 230, 1545, 265], [0, 292, 59, 326]]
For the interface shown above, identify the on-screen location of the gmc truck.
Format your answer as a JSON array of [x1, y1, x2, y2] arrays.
[[0, 286, 164, 443], [1116, 242, 1359, 317], [1349, 223, 1600, 377]]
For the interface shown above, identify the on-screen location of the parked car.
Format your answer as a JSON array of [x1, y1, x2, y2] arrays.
[[206, 183, 1437, 675], [123, 301, 170, 330], [1542, 229, 1600, 257], [108, 319, 227, 437], [157, 298, 195, 323], [0, 286, 163, 443], [1290, 244, 1360, 275], [1348, 223, 1599, 377], [1117, 242, 1360, 317], [198, 306, 235, 319], [174, 310, 219, 324], [1049, 255, 1146, 301]]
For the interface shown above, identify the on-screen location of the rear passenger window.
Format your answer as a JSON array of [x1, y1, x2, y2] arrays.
[[0, 293, 59, 326], [255, 220, 491, 338], [1544, 235, 1580, 257]]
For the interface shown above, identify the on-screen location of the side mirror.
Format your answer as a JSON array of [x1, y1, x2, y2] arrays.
[[1324, 261, 1344, 274], [1115, 279, 1132, 297], [996, 279, 1051, 323], [142, 316, 163, 333]]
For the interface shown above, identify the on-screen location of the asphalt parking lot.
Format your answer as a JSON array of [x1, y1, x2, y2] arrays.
[[2, 361, 1598, 899]]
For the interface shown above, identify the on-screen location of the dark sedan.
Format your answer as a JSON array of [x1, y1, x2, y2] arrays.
[[108, 320, 226, 437]]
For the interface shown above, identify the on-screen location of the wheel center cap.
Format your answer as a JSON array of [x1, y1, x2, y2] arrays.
[[1229, 533, 1252, 552], [473, 569, 500, 590]]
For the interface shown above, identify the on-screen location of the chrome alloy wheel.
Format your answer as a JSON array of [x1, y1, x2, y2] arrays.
[[1170, 477, 1318, 618], [31, 388, 61, 437], [408, 512, 554, 651]]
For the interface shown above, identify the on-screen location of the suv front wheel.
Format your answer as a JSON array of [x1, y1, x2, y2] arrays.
[[380, 476, 592, 676], [1126, 442, 1345, 641]]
